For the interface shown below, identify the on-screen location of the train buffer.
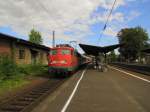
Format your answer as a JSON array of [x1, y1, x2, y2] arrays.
[[31, 66, 150, 112]]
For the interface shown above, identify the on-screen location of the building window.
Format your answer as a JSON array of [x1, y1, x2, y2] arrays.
[[19, 49, 25, 59]]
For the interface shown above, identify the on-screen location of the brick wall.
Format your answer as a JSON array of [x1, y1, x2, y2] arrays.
[[15, 44, 48, 65], [39, 50, 48, 65], [0, 39, 11, 55], [0, 37, 49, 65], [145, 55, 150, 64], [15, 44, 31, 65]]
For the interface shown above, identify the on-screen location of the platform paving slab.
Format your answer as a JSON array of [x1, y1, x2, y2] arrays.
[[32, 67, 150, 112]]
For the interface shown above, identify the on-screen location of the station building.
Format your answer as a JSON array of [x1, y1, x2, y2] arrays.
[[142, 48, 150, 64], [145, 55, 150, 64], [0, 33, 50, 65]]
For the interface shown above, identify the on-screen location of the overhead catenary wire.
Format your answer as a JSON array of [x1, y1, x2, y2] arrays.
[[37, 0, 73, 30], [98, 0, 117, 45], [34, 0, 118, 47], [36, 0, 82, 46]]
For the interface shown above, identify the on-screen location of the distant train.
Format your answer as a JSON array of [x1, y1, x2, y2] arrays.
[[48, 44, 89, 75]]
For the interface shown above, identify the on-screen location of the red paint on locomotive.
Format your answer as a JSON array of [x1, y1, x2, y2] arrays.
[[48, 45, 79, 74]]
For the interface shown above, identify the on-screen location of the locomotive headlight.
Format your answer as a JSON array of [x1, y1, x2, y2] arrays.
[[51, 61, 57, 64], [51, 60, 67, 64], [60, 60, 67, 64]]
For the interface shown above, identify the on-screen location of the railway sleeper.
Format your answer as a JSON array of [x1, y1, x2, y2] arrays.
[[29, 92, 44, 95], [18, 97, 35, 102], [37, 88, 50, 91], [10, 102, 29, 106], [1, 105, 23, 112], [24, 95, 40, 99], [31, 90, 48, 93]]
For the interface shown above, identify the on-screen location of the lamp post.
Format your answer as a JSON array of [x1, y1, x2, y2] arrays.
[[52, 31, 55, 48]]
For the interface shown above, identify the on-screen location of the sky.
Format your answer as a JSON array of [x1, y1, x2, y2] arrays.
[[0, 0, 150, 53]]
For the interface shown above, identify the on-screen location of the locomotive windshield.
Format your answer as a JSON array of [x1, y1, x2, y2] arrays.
[[50, 50, 57, 55], [61, 49, 71, 55]]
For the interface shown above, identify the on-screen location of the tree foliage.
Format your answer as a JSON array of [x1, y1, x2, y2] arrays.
[[117, 26, 149, 62], [0, 55, 18, 80], [29, 29, 43, 45], [108, 50, 117, 62]]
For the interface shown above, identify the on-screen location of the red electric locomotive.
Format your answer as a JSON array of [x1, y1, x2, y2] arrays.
[[48, 44, 81, 75]]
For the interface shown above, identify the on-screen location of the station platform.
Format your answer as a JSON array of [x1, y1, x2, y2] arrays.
[[32, 65, 150, 112]]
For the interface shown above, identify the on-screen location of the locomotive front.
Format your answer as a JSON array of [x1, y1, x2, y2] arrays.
[[48, 45, 78, 74]]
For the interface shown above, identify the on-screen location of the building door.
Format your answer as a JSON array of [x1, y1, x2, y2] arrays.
[[30, 50, 38, 64]]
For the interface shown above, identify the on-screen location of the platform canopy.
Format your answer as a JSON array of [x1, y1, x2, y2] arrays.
[[142, 48, 150, 53], [79, 43, 123, 56]]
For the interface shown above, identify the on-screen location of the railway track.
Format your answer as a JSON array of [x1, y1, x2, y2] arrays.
[[110, 63, 150, 75], [0, 78, 67, 112]]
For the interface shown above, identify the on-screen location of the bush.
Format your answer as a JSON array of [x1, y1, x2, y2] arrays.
[[0, 55, 47, 81], [0, 56, 47, 95], [0, 56, 19, 80], [18, 64, 47, 76]]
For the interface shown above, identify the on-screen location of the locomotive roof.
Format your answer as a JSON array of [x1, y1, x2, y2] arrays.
[[51, 46, 74, 50]]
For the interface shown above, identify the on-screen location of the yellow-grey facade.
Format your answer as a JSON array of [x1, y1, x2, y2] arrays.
[[0, 33, 49, 65]]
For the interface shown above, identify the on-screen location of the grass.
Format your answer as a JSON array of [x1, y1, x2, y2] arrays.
[[18, 64, 48, 76], [0, 55, 19, 80], [0, 77, 29, 96], [0, 65, 47, 97], [0, 55, 48, 97]]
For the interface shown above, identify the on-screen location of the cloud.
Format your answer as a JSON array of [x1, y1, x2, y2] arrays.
[[91, 12, 125, 24], [0, 0, 128, 46], [102, 10, 140, 37], [101, 0, 125, 9], [103, 26, 117, 37], [127, 11, 140, 21]]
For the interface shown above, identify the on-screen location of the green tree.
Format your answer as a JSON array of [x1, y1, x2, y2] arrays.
[[29, 29, 43, 44], [117, 26, 149, 62], [108, 50, 117, 62]]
